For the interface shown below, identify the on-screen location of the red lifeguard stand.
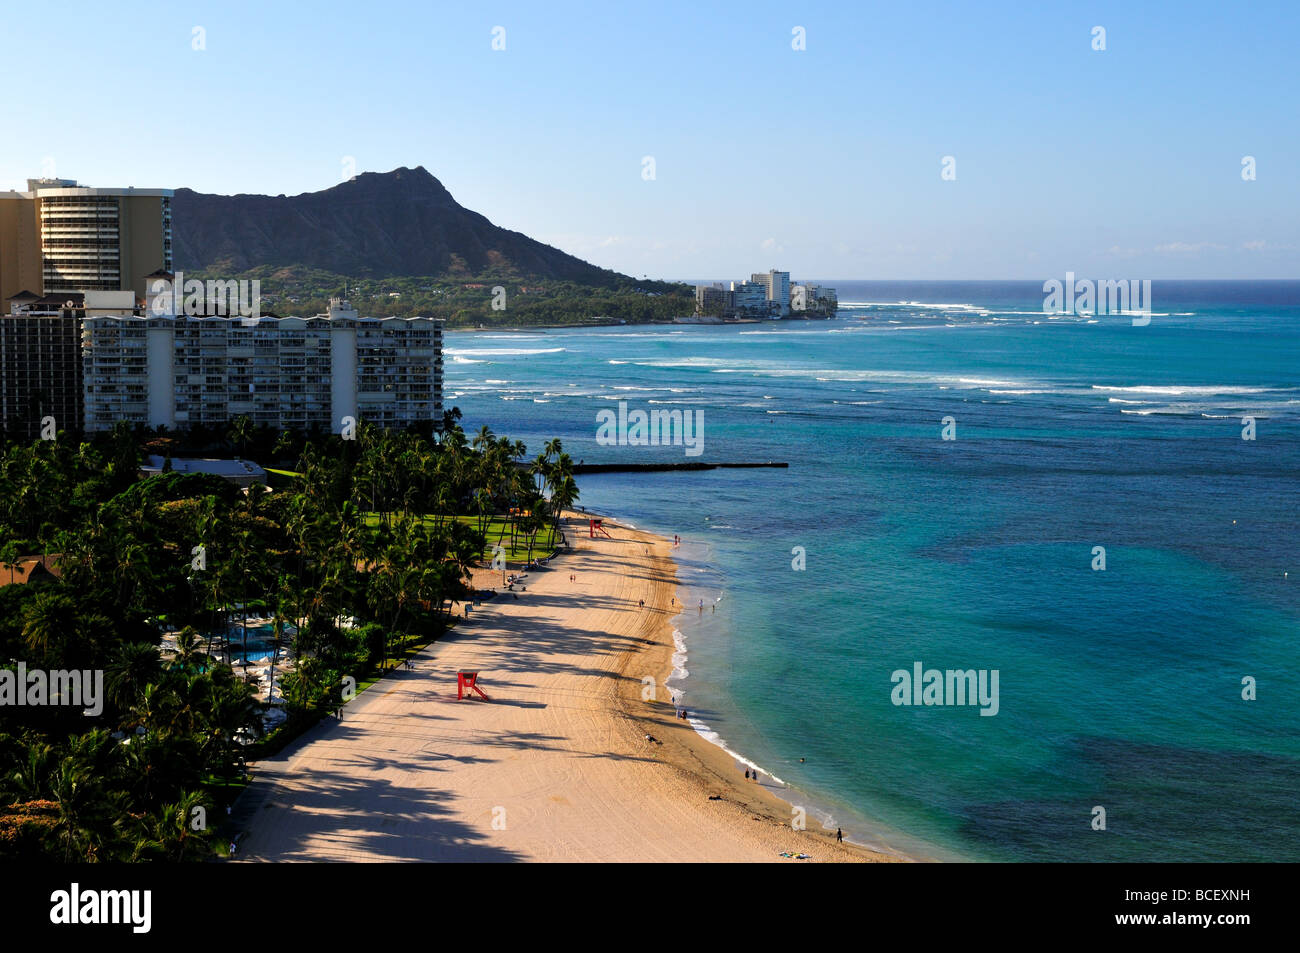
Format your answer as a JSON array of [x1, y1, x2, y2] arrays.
[[457, 671, 490, 700], [589, 518, 612, 539]]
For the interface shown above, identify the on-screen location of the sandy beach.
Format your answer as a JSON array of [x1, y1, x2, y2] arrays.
[[234, 514, 897, 862]]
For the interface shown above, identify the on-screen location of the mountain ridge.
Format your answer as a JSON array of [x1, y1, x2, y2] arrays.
[[171, 167, 628, 285]]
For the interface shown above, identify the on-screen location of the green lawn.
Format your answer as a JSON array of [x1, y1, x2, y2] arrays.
[[362, 512, 559, 561]]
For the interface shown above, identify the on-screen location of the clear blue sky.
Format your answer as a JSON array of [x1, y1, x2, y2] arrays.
[[4, 0, 1295, 280]]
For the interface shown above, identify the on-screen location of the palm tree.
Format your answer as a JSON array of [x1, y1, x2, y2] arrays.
[[106, 642, 161, 713], [471, 424, 495, 454], [21, 590, 78, 667], [129, 791, 216, 862], [172, 626, 208, 670], [228, 415, 254, 458], [548, 474, 579, 542], [8, 743, 56, 802], [0, 540, 21, 585], [529, 453, 549, 497], [50, 755, 108, 862]]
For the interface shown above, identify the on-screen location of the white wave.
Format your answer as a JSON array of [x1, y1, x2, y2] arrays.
[[667, 628, 688, 687], [840, 300, 984, 311], [956, 377, 1021, 387], [446, 347, 566, 356], [451, 355, 487, 364], [1094, 384, 1279, 397], [685, 719, 787, 786], [1119, 406, 1199, 416], [634, 357, 770, 369], [468, 333, 548, 340]]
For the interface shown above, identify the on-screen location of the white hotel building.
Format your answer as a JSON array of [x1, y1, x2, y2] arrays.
[[82, 297, 442, 433]]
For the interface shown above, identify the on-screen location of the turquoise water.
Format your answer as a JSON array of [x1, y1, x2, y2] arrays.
[[214, 623, 278, 664], [446, 281, 1300, 861]]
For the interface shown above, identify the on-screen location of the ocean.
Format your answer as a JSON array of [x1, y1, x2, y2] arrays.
[[445, 280, 1300, 862]]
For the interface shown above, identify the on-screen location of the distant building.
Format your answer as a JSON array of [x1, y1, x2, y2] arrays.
[[751, 270, 791, 317], [694, 283, 728, 315], [792, 283, 838, 315], [730, 280, 771, 317], [694, 271, 835, 321]]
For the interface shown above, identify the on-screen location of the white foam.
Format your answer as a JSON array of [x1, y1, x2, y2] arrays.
[[446, 347, 566, 356], [684, 720, 788, 786], [1093, 384, 1278, 397]]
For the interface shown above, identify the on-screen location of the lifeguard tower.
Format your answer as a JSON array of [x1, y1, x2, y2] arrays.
[[457, 671, 490, 701], [589, 518, 612, 538]]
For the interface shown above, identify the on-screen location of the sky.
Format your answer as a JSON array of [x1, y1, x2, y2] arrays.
[[3, 0, 1296, 281]]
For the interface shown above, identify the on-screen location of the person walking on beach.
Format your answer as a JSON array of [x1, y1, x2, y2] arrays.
[[836, 828, 843, 843]]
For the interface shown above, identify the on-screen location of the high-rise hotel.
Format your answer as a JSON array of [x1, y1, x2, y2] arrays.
[[1, 178, 172, 438], [0, 178, 172, 302], [82, 295, 443, 433], [3, 177, 443, 438]]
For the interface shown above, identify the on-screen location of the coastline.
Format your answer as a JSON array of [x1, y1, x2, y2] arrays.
[[233, 512, 897, 862], [593, 514, 901, 863]]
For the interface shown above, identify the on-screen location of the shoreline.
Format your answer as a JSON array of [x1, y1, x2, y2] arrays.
[[596, 513, 911, 863], [233, 512, 898, 862]]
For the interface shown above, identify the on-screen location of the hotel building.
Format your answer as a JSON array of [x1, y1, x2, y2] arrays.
[[0, 178, 173, 303], [0, 291, 84, 439], [750, 270, 791, 316], [695, 270, 837, 321], [0, 178, 172, 437], [82, 297, 443, 433]]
